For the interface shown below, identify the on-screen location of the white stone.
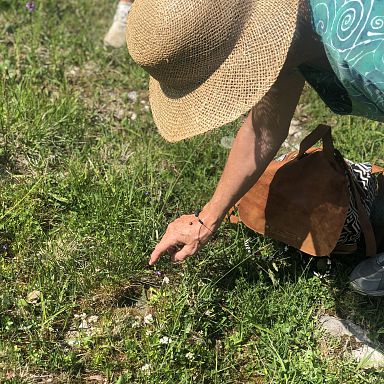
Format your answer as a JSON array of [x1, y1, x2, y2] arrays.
[[26, 290, 41, 304], [127, 91, 138, 103], [319, 315, 372, 344], [351, 345, 384, 368], [319, 315, 384, 368], [220, 136, 235, 149]]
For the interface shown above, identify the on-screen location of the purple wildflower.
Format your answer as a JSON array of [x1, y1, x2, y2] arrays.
[[154, 270, 162, 277], [3, 244, 8, 251], [26, 1, 35, 12], [144, 191, 150, 196]]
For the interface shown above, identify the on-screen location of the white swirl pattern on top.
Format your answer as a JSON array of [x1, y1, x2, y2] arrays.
[[309, 0, 384, 120]]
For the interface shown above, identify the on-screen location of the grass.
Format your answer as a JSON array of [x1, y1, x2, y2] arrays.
[[0, 0, 383, 382]]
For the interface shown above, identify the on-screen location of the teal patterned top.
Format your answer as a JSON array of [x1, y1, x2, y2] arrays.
[[300, 0, 384, 121]]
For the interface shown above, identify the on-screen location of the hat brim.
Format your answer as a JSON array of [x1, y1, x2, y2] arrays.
[[148, 0, 300, 142]]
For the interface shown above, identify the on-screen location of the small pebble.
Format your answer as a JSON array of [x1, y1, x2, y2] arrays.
[[220, 136, 235, 149], [26, 290, 41, 304], [127, 91, 138, 103]]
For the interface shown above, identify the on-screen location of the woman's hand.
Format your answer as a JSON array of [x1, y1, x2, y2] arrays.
[[149, 213, 217, 265], [150, 71, 304, 266]]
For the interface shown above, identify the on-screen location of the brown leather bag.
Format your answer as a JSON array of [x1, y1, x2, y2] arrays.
[[230, 124, 378, 257]]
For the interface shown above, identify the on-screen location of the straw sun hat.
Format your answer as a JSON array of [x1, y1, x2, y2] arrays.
[[126, 0, 300, 142]]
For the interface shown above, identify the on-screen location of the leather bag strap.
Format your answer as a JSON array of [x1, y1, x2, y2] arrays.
[[364, 164, 384, 249], [298, 124, 334, 161], [375, 173, 384, 249]]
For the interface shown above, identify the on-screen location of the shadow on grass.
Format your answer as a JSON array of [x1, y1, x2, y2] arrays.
[[328, 251, 384, 346], [200, 228, 384, 347], [0, 148, 20, 178]]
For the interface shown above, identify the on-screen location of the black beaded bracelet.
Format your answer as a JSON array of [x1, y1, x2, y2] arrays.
[[193, 210, 214, 233]]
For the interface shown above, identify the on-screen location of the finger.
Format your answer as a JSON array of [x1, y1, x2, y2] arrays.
[[169, 245, 185, 262], [149, 237, 179, 265], [173, 245, 196, 262], [167, 245, 181, 256]]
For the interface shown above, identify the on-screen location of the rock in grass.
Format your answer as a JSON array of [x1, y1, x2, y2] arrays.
[[319, 315, 372, 344], [26, 290, 41, 304], [127, 91, 138, 103], [318, 315, 384, 368], [220, 136, 234, 149], [352, 345, 384, 368]]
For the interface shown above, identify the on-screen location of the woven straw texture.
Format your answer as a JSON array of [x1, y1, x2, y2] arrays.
[[127, 0, 300, 142]]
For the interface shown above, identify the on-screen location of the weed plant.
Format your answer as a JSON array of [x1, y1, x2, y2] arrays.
[[0, 0, 383, 382]]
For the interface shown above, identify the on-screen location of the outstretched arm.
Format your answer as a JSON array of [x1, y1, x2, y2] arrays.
[[149, 69, 305, 265]]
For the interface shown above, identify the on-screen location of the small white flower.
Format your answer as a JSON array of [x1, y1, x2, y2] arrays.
[[131, 315, 142, 328], [145, 330, 153, 336], [78, 319, 89, 330], [140, 363, 151, 373], [185, 352, 194, 360], [143, 314, 154, 325], [88, 315, 99, 324], [162, 276, 170, 285], [159, 336, 172, 345], [204, 309, 214, 317]]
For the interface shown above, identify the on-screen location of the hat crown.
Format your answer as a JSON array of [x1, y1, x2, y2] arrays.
[[127, 0, 248, 89]]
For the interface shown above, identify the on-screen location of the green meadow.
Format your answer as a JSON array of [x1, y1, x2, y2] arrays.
[[1, 0, 383, 382]]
